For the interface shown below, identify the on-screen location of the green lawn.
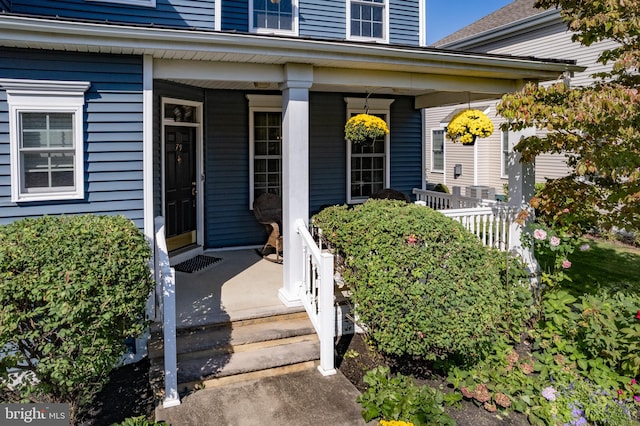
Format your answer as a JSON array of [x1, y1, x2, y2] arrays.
[[563, 237, 640, 296]]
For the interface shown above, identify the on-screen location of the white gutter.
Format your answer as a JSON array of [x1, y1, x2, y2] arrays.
[[0, 15, 581, 78]]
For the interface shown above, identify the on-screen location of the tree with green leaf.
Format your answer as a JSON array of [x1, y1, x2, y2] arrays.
[[498, 0, 640, 233]]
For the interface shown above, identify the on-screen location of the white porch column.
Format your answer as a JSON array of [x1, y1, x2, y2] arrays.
[[507, 127, 538, 279], [279, 64, 313, 306]]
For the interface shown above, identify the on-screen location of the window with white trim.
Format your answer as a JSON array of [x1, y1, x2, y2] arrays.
[[431, 129, 445, 173], [501, 130, 510, 178], [247, 95, 282, 208], [250, 0, 297, 35], [86, 0, 156, 7], [348, 0, 388, 42], [345, 97, 393, 204], [0, 79, 90, 202]]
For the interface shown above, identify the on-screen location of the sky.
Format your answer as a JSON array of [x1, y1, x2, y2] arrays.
[[426, 0, 513, 45]]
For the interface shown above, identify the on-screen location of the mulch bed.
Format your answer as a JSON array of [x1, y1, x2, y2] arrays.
[[336, 333, 530, 426]]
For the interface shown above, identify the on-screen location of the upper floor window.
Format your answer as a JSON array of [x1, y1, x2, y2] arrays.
[[251, 0, 297, 35], [348, 0, 388, 42], [0, 79, 90, 202], [86, 0, 156, 7], [432, 129, 445, 173], [345, 97, 393, 204]]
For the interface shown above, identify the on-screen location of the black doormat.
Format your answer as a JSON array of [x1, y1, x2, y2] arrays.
[[173, 255, 222, 273]]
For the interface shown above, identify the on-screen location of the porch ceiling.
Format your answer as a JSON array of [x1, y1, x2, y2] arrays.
[[0, 15, 584, 107]]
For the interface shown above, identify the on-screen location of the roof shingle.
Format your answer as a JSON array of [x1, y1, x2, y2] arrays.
[[432, 0, 545, 47]]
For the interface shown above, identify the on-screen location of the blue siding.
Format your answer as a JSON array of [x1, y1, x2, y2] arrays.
[[389, 0, 420, 46], [309, 92, 347, 214], [11, 0, 214, 30], [221, 0, 248, 32], [299, 0, 345, 40], [0, 0, 10, 12], [204, 90, 261, 248], [389, 96, 422, 196], [0, 48, 144, 228]]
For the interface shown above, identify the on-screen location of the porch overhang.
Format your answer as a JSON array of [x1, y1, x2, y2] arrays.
[[0, 14, 583, 106]]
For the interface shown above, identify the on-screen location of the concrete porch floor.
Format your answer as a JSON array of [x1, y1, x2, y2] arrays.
[[173, 249, 301, 329]]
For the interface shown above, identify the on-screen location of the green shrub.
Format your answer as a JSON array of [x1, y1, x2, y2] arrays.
[[432, 183, 449, 193], [0, 215, 154, 422], [357, 366, 456, 426], [313, 200, 532, 362], [111, 416, 165, 426]]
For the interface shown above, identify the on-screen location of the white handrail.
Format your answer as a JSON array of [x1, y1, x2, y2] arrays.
[[437, 204, 521, 252], [296, 218, 336, 376], [413, 188, 486, 209], [154, 217, 180, 408]]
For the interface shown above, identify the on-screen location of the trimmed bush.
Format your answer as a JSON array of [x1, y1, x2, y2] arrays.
[[0, 215, 153, 422], [313, 200, 531, 362]]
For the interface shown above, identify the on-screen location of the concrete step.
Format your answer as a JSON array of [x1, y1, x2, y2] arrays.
[[148, 312, 315, 359], [149, 311, 321, 393]]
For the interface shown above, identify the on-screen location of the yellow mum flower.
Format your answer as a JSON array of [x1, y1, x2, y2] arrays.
[[446, 109, 494, 145], [345, 113, 390, 144]]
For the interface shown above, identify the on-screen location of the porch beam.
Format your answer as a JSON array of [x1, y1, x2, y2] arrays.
[[279, 63, 313, 306], [415, 90, 513, 108]]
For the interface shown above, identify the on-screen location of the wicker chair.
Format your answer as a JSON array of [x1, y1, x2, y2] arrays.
[[253, 192, 283, 263]]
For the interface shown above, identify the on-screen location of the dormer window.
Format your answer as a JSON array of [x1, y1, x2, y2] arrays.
[[251, 0, 298, 35], [348, 0, 388, 42]]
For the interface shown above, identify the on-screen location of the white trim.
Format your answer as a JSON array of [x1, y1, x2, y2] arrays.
[[0, 15, 581, 80], [86, 0, 156, 7], [246, 94, 283, 209], [214, 0, 222, 31], [0, 79, 90, 203], [249, 0, 299, 36], [344, 97, 393, 204], [430, 128, 445, 174], [500, 129, 510, 179], [346, 0, 390, 44], [418, 0, 426, 47], [143, 56, 154, 241], [160, 97, 204, 249]]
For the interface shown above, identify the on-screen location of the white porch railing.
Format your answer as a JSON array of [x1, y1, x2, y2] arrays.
[[154, 217, 180, 408], [438, 205, 521, 251], [412, 188, 490, 209], [295, 218, 336, 376]]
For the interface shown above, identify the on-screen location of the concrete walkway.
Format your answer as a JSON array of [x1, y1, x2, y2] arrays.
[[155, 367, 372, 426]]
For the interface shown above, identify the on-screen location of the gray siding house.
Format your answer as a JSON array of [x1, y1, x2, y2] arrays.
[[0, 0, 578, 407], [425, 0, 616, 198]]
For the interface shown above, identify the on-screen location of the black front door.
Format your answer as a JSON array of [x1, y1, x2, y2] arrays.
[[165, 126, 197, 252]]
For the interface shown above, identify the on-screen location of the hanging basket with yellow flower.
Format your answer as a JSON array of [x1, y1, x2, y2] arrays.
[[344, 113, 390, 144], [446, 109, 494, 145]]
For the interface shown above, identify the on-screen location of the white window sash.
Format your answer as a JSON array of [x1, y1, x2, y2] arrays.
[[501, 130, 510, 179], [0, 79, 89, 202], [431, 128, 445, 173], [249, 0, 299, 36], [346, 0, 389, 43], [344, 97, 393, 204], [247, 95, 283, 209]]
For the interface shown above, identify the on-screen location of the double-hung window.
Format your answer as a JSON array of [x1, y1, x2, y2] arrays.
[[348, 0, 388, 42], [345, 97, 393, 204], [501, 130, 510, 178], [0, 79, 90, 202], [431, 129, 445, 173], [247, 95, 282, 208], [251, 0, 297, 35]]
